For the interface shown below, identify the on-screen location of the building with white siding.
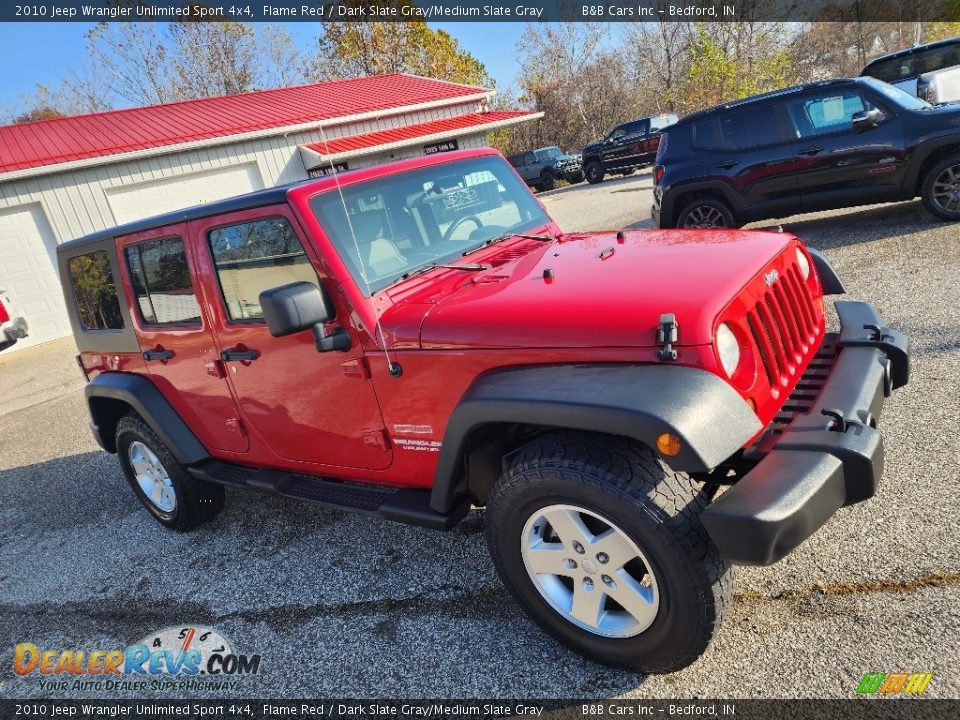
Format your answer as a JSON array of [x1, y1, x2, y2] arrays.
[[0, 73, 540, 350]]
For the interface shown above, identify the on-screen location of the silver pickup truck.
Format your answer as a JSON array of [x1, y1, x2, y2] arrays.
[[862, 37, 960, 104]]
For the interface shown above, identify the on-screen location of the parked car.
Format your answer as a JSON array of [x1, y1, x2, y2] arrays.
[[653, 76, 960, 228], [507, 146, 583, 190], [58, 148, 908, 673], [862, 37, 960, 104], [582, 113, 678, 184], [0, 286, 28, 352]]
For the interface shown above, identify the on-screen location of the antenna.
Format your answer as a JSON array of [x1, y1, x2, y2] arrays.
[[317, 124, 402, 377]]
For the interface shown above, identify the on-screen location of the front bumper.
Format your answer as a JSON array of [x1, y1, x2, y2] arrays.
[[700, 300, 909, 566], [555, 164, 582, 180], [0, 316, 28, 349]]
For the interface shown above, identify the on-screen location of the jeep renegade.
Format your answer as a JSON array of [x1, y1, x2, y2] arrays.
[[58, 148, 909, 673]]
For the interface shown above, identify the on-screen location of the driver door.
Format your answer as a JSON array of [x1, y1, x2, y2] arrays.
[[189, 204, 393, 471]]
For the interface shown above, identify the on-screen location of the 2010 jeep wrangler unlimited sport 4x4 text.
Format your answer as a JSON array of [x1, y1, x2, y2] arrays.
[[58, 148, 908, 673]]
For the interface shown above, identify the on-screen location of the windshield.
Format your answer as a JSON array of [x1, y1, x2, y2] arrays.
[[864, 77, 932, 110], [536, 147, 564, 160], [864, 44, 960, 83], [309, 155, 551, 295]]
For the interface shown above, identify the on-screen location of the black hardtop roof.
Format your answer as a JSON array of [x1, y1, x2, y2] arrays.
[[673, 77, 869, 125], [56, 180, 309, 255], [863, 37, 960, 68]]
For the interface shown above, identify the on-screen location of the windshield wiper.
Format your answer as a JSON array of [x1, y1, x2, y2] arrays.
[[462, 232, 556, 257], [382, 262, 491, 290]]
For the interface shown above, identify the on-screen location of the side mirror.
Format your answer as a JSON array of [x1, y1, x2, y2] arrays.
[[852, 109, 881, 131], [258, 281, 350, 352]]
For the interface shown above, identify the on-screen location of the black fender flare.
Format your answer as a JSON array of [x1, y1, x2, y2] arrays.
[[429, 364, 762, 513], [85, 373, 209, 465], [807, 247, 846, 295]]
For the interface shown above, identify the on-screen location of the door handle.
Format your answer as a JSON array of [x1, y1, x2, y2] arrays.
[[798, 145, 824, 156], [143, 347, 174, 362], [716, 160, 739, 169], [220, 347, 260, 362]]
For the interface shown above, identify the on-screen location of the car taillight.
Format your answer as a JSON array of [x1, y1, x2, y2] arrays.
[[0, 299, 9, 324], [654, 165, 665, 184]]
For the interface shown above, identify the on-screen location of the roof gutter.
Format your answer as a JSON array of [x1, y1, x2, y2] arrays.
[[0, 91, 493, 184]]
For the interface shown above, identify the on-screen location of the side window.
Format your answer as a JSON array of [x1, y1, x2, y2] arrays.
[[693, 118, 723, 149], [68, 250, 124, 330], [125, 237, 201, 326], [786, 92, 883, 138], [608, 126, 626, 142], [208, 217, 319, 322], [718, 104, 786, 149], [625, 120, 650, 137]]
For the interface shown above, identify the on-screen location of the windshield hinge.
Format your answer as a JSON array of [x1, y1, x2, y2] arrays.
[[657, 313, 679, 361]]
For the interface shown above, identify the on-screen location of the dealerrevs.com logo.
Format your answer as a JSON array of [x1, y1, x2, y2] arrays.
[[13, 626, 261, 692], [856, 672, 933, 696]]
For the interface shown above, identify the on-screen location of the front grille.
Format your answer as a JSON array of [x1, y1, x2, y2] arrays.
[[745, 262, 819, 395]]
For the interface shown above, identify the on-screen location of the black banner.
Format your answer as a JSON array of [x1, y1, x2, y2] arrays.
[[2, 0, 960, 24], [1, 700, 958, 720]]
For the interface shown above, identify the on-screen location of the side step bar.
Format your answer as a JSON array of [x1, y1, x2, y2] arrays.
[[188, 460, 470, 531]]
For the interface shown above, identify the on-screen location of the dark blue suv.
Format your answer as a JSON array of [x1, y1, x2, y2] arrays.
[[653, 77, 960, 228]]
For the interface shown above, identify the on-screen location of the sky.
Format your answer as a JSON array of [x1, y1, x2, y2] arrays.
[[0, 21, 528, 114]]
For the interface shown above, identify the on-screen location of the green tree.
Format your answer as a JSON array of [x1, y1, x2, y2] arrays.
[[311, 1, 491, 87]]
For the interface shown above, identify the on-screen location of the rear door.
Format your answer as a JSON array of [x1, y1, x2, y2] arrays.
[[784, 88, 906, 212], [705, 102, 801, 220], [117, 225, 249, 453], [189, 205, 393, 471]]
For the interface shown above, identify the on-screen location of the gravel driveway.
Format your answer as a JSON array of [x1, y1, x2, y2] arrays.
[[1, 176, 957, 699]]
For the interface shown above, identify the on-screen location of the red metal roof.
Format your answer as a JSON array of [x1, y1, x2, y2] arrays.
[[304, 110, 536, 157], [0, 74, 488, 175]]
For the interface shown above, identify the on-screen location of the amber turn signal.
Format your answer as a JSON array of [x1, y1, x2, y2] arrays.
[[656, 433, 682, 457]]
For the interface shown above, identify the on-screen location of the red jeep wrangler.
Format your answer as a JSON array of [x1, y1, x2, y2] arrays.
[[58, 148, 908, 673]]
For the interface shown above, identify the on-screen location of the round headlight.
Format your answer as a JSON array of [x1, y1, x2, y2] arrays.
[[716, 323, 740, 378], [796, 247, 811, 280]]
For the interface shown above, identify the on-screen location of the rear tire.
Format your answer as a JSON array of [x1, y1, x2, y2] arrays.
[[677, 197, 736, 229], [921, 154, 960, 220], [584, 161, 605, 184], [484, 431, 732, 673], [115, 413, 224, 531]]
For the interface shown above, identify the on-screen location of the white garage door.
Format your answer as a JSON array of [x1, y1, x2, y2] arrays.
[[106, 163, 264, 225], [0, 204, 70, 350]]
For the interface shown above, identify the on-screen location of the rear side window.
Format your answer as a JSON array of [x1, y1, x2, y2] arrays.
[[865, 44, 960, 82], [68, 251, 124, 330], [208, 217, 318, 322], [125, 237, 201, 326], [718, 104, 785, 149]]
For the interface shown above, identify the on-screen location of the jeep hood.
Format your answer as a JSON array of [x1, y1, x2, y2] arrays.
[[391, 230, 797, 350]]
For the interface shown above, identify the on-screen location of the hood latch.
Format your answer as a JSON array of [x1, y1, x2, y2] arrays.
[[657, 313, 678, 361]]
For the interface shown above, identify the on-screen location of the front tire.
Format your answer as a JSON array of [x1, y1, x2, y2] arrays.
[[584, 161, 605, 184], [485, 432, 731, 673], [115, 413, 224, 531], [539, 169, 556, 191], [921, 155, 960, 220]]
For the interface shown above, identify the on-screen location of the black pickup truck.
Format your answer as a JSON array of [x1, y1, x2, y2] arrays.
[[582, 113, 678, 184]]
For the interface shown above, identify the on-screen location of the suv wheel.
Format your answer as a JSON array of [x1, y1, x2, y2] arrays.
[[677, 198, 736, 229], [922, 155, 960, 220], [115, 413, 224, 531], [539, 169, 556, 192], [484, 432, 731, 673], [584, 161, 605, 184]]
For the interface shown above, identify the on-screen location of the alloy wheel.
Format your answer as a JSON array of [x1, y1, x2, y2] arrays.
[[520, 504, 660, 638], [682, 205, 727, 228], [128, 441, 176, 513], [931, 164, 960, 214]]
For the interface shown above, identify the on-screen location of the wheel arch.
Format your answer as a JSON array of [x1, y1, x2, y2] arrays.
[[912, 141, 960, 195], [85, 372, 209, 465], [662, 181, 742, 228], [429, 364, 762, 513]]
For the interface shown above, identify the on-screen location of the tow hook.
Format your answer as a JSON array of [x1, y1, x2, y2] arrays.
[[822, 408, 874, 433]]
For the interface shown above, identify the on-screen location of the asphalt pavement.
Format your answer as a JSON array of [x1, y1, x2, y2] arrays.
[[1, 175, 957, 699]]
